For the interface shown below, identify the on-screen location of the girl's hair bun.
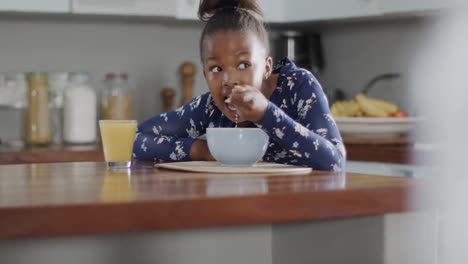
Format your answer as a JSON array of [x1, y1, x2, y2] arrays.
[[198, 0, 262, 22]]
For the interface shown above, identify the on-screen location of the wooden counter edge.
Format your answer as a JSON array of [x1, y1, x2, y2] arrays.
[[0, 183, 412, 240], [0, 148, 104, 164]]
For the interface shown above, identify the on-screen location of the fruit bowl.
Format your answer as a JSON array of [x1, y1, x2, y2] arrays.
[[335, 117, 420, 139]]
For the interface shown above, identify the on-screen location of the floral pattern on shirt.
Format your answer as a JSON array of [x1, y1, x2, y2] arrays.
[[133, 58, 346, 171]]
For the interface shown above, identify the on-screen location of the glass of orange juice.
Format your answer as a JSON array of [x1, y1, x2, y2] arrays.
[[99, 120, 137, 168]]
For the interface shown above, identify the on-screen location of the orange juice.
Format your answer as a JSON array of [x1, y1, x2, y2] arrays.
[[99, 120, 137, 167]]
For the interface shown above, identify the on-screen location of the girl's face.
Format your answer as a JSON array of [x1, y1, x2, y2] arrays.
[[201, 30, 272, 122]]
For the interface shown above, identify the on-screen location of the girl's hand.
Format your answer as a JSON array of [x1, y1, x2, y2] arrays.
[[190, 139, 215, 161], [229, 85, 269, 123]]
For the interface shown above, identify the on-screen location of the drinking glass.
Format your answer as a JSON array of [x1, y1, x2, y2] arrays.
[[99, 120, 137, 168]]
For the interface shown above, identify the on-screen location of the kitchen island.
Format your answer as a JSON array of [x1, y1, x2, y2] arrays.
[[0, 161, 417, 264]]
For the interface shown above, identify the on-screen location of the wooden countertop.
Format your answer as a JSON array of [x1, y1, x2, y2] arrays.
[[0, 162, 415, 240], [0, 145, 104, 165], [346, 143, 413, 164], [0, 142, 413, 165]]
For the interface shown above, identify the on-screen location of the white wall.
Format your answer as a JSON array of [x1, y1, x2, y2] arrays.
[[0, 17, 206, 122], [319, 17, 432, 115]]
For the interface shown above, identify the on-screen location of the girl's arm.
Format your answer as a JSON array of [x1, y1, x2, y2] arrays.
[[258, 73, 346, 171], [133, 93, 214, 162]]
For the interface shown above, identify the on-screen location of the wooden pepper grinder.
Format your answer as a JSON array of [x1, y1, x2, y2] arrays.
[[179, 62, 196, 106], [160, 87, 175, 112]]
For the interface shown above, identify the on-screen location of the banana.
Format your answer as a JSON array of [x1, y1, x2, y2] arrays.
[[355, 93, 398, 114], [331, 100, 361, 117], [355, 93, 398, 117], [331, 93, 401, 118]]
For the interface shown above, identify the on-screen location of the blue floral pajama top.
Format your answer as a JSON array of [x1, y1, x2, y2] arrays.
[[133, 58, 346, 171]]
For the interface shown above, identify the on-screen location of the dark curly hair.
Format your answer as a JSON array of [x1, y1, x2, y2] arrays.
[[198, 0, 270, 61]]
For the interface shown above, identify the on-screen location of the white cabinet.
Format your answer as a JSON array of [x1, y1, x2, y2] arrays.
[[81, 0, 448, 23], [176, 0, 285, 23], [175, 0, 198, 20], [381, 0, 449, 14], [72, 0, 176, 17], [0, 0, 69, 13], [284, 0, 380, 22], [259, 0, 285, 23], [0, 0, 450, 21]]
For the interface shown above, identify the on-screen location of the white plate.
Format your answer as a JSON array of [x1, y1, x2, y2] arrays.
[[335, 117, 421, 138], [156, 161, 312, 174]]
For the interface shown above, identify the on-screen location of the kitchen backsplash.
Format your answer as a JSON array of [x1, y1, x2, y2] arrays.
[[0, 16, 430, 144]]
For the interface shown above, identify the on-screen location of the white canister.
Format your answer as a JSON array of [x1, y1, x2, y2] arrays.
[[63, 72, 97, 144]]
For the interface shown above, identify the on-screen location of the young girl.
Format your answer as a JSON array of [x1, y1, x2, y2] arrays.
[[133, 0, 346, 171]]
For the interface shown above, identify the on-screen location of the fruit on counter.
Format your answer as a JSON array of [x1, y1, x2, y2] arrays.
[[331, 93, 403, 118], [388, 111, 408, 117], [355, 93, 398, 117], [331, 100, 363, 117]]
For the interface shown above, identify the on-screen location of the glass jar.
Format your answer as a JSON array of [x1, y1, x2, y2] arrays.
[[1, 73, 27, 108], [101, 73, 133, 120], [48, 72, 68, 145], [63, 72, 97, 144], [12, 73, 27, 109], [25, 73, 52, 146]]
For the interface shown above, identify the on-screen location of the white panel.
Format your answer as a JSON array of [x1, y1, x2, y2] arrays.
[[176, 0, 198, 20], [259, 0, 285, 23], [384, 213, 437, 264], [176, 0, 286, 22], [0, 225, 272, 264], [381, 0, 449, 14], [0, 0, 69, 13], [285, 0, 380, 22], [72, 0, 176, 17]]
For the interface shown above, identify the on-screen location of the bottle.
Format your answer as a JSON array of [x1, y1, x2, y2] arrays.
[[179, 62, 196, 106], [160, 87, 175, 112], [101, 73, 133, 120], [63, 72, 97, 144], [48, 72, 68, 145], [25, 73, 52, 146]]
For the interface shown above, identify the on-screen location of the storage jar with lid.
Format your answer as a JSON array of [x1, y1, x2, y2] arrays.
[[101, 73, 133, 120], [25, 73, 52, 146], [63, 72, 97, 144], [49, 72, 68, 145]]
